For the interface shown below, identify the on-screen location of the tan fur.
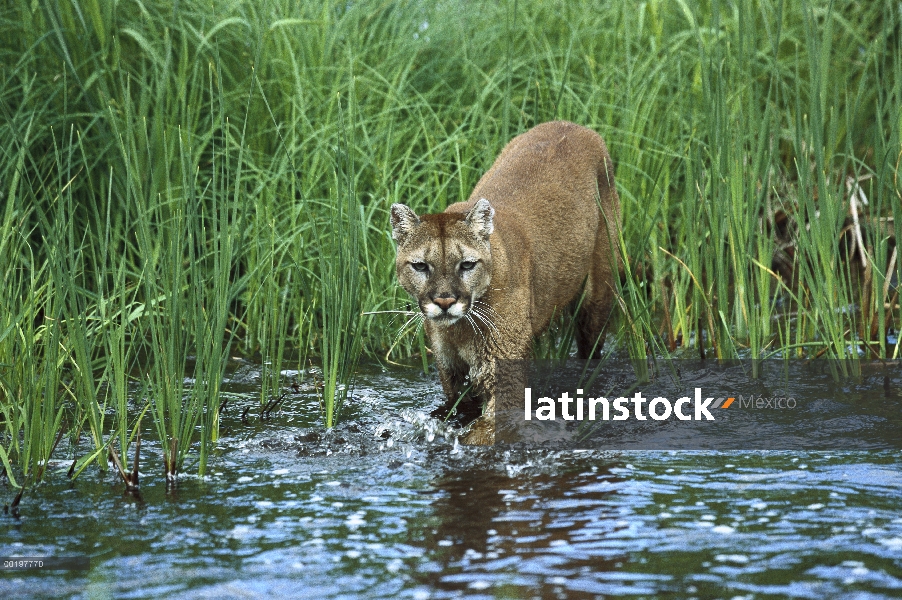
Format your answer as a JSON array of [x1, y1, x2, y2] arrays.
[[391, 121, 621, 444]]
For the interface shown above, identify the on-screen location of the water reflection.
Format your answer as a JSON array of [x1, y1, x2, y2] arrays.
[[408, 453, 647, 597], [405, 448, 902, 598]]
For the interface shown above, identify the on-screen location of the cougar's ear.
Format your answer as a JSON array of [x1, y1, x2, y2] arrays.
[[466, 198, 494, 239], [390, 203, 420, 242]]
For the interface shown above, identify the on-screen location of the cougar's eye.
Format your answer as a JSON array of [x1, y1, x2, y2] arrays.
[[411, 261, 429, 273], [459, 261, 477, 271]]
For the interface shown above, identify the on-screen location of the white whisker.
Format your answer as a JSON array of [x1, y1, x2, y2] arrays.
[[469, 307, 499, 339], [470, 310, 498, 338], [470, 302, 498, 324], [469, 303, 496, 322], [465, 314, 490, 348], [393, 311, 424, 347], [472, 299, 497, 312]]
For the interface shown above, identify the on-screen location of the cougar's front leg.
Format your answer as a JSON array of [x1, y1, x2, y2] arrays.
[[461, 326, 533, 445], [430, 335, 473, 420], [437, 360, 469, 406]]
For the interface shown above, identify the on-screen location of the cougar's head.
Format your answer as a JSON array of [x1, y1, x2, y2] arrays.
[[390, 199, 494, 326]]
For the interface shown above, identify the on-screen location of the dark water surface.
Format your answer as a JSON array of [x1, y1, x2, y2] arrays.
[[1, 362, 901, 599]]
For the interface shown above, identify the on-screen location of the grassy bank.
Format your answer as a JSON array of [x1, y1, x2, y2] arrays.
[[0, 0, 900, 485]]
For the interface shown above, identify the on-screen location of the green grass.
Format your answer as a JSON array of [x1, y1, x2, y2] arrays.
[[313, 96, 367, 427], [0, 0, 900, 488]]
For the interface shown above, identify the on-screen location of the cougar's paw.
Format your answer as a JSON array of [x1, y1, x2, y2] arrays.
[[461, 416, 495, 445]]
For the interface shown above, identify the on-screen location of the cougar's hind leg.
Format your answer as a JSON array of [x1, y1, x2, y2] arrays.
[[575, 228, 620, 359], [574, 289, 614, 359]]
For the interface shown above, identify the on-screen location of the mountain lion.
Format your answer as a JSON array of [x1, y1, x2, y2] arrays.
[[390, 121, 621, 444]]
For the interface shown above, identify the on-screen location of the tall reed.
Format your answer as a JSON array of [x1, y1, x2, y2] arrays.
[[314, 97, 366, 428]]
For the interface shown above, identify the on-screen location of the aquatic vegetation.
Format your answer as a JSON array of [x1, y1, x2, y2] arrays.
[[0, 0, 899, 490], [313, 98, 367, 428]]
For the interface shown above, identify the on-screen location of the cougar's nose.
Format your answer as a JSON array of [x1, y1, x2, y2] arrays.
[[432, 294, 457, 311]]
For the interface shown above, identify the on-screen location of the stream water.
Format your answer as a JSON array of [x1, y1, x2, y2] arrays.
[[1, 360, 901, 599]]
